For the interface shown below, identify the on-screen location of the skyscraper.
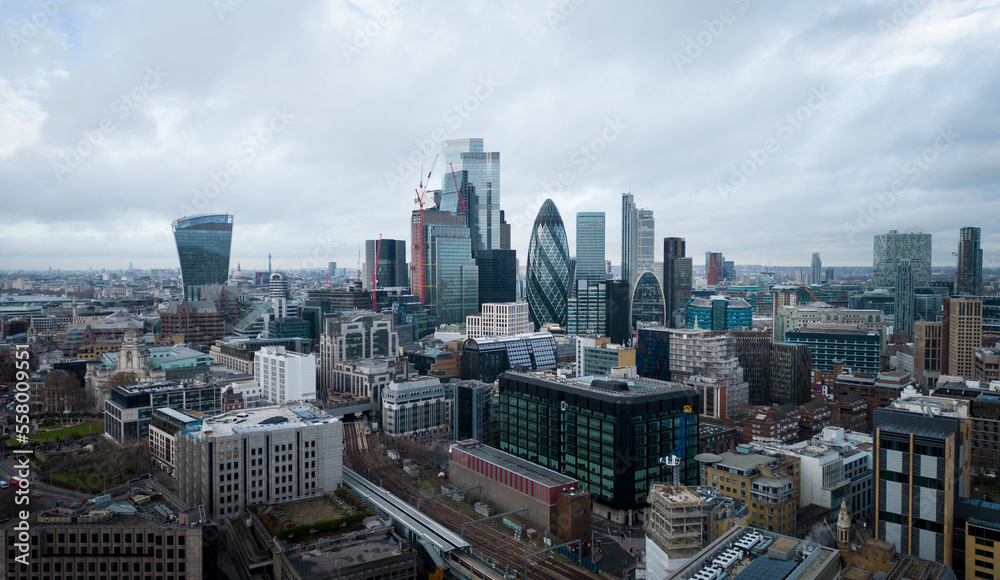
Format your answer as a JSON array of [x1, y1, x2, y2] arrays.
[[943, 297, 983, 379], [415, 208, 478, 324], [663, 238, 692, 328], [810, 252, 822, 285], [631, 271, 666, 329], [895, 258, 915, 338], [363, 239, 407, 290], [499, 209, 512, 250], [873, 228, 932, 287], [956, 226, 983, 295], [637, 208, 655, 275], [527, 199, 572, 329], [621, 193, 638, 285], [172, 213, 234, 301], [705, 252, 724, 285], [474, 249, 517, 306], [576, 212, 606, 284], [442, 138, 500, 253]]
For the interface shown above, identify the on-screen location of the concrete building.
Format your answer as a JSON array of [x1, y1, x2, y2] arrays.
[[149, 407, 203, 477], [704, 447, 801, 536], [453, 380, 492, 443], [465, 301, 532, 338], [254, 346, 316, 404], [786, 326, 882, 376], [944, 297, 983, 379], [449, 440, 592, 554], [104, 380, 221, 443], [913, 321, 943, 387], [669, 328, 749, 421], [176, 405, 343, 518], [381, 377, 453, 437], [774, 305, 887, 344], [975, 347, 1000, 383], [575, 336, 636, 377], [646, 484, 707, 577], [328, 358, 401, 403], [318, 311, 399, 392], [209, 336, 310, 375], [0, 478, 219, 580]]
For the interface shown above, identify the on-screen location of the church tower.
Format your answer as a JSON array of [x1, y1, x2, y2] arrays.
[[836, 499, 851, 553], [118, 329, 151, 380]]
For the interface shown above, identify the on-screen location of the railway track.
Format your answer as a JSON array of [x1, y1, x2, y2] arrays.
[[342, 422, 594, 580]]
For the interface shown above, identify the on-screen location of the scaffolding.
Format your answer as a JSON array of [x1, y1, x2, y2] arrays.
[[647, 484, 706, 559]]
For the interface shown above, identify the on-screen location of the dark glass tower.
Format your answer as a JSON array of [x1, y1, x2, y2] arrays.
[[364, 239, 408, 290], [172, 214, 234, 301], [527, 199, 572, 329], [576, 212, 606, 284], [663, 237, 692, 328], [475, 249, 517, 306], [956, 226, 983, 295]]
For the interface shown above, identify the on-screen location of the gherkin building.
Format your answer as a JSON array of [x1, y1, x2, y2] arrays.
[[527, 199, 572, 329]]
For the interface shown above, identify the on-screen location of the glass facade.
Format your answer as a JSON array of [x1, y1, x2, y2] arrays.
[[172, 214, 234, 300], [631, 271, 666, 329], [873, 229, 932, 287], [364, 239, 408, 290], [637, 327, 671, 382], [526, 199, 572, 329], [443, 139, 500, 252], [663, 238, 692, 328], [475, 249, 517, 306], [421, 214, 479, 325], [621, 193, 637, 284], [576, 212, 606, 284], [567, 280, 607, 337], [637, 209, 655, 275], [896, 259, 916, 338], [785, 328, 881, 375], [956, 226, 983, 295]]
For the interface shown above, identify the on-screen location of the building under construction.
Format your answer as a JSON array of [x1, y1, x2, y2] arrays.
[[645, 484, 707, 580]]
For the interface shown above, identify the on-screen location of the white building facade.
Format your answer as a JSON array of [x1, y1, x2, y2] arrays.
[[254, 346, 316, 404], [382, 377, 453, 437], [466, 301, 532, 339]]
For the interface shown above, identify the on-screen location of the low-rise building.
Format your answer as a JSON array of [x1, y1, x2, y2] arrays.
[[703, 447, 801, 536], [382, 377, 453, 437], [104, 380, 222, 443], [254, 346, 316, 404]]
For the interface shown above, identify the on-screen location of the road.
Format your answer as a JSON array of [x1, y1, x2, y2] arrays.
[[0, 454, 96, 514]]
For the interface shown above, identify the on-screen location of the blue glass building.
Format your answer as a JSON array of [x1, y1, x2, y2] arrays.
[[172, 214, 234, 301], [576, 212, 606, 284], [527, 199, 572, 329], [685, 295, 753, 330], [443, 138, 501, 252]]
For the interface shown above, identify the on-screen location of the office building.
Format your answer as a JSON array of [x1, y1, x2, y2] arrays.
[[474, 249, 517, 305], [895, 259, 916, 339], [104, 380, 221, 443], [706, 252, 724, 286], [317, 312, 398, 392], [637, 209, 655, 275], [149, 407, 203, 477], [669, 329, 750, 421], [363, 238, 407, 290], [461, 332, 557, 383], [500, 209, 511, 250], [786, 326, 882, 375], [874, 404, 972, 566], [686, 296, 753, 331], [575, 336, 636, 376], [453, 380, 492, 442], [327, 261, 337, 277], [499, 371, 698, 524], [328, 358, 400, 402], [172, 213, 234, 301], [622, 193, 638, 285], [956, 226, 983, 295], [176, 405, 343, 518], [637, 326, 671, 382], [664, 237, 693, 328], [427, 222, 479, 325], [381, 376, 453, 437], [810, 252, 822, 285], [974, 347, 1000, 383], [733, 332, 813, 407], [449, 441, 593, 556], [722, 261, 735, 283], [873, 228, 932, 288], [465, 301, 531, 339], [567, 279, 607, 337], [704, 449, 801, 536], [0, 478, 219, 580], [774, 305, 888, 343], [913, 321, 943, 388], [576, 212, 606, 284], [632, 271, 667, 328], [254, 346, 316, 404], [442, 138, 501, 252], [944, 297, 983, 379], [526, 199, 572, 329]]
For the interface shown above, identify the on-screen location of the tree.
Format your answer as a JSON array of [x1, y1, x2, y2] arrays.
[[42, 370, 85, 414], [428, 567, 445, 580], [106, 371, 140, 389]]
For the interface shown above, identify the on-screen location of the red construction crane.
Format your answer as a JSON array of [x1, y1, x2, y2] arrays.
[[449, 162, 466, 215], [411, 154, 439, 303]]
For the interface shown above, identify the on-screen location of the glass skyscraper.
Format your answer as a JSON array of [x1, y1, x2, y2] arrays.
[[576, 212, 606, 284], [442, 138, 500, 253], [527, 199, 572, 329], [621, 193, 637, 284], [426, 224, 479, 325], [896, 258, 916, 338], [663, 237, 692, 329], [873, 228, 932, 288], [172, 213, 234, 301], [637, 208, 655, 275], [956, 226, 983, 295]]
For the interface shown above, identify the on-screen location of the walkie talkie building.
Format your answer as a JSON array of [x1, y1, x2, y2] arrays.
[[172, 214, 234, 301]]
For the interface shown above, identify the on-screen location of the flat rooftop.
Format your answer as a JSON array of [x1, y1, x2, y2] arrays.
[[451, 441, 577, 489], [287, 533, 405, 575], [715, 451, 781, 472], [650, 485, 703, 506], [188, 405, 336, 439]]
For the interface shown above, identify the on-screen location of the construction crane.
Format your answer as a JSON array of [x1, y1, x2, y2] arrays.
[[449, 161, 466, 215], [660, 405, 694, 487], [410, 154, 439, 303], [372, 235, 382, 312]]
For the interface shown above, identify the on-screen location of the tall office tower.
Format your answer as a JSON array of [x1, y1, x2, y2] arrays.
[[705, 252, 724, 285], [873, 228, 932, 287], [943, 297, 983, 379], [499, 209, 512, 250], [810, 252, 822, 284], [442, 138, 500, 252], [363, 239, 407, 290], [269, 270, 290, 300], [825, 267, 834, 283], [527, 199, 572, 329], [913, 322, 943, 388], [327, 262, 337, 277], [414, 207, 467, 311], [663, 238, 693, 328], [567, 280, 607, 337], [454, 380, 492, 442], [426, 224, 479, 325], [956, 226, 983, 295], [895, 259, 916, 339], [631, 271, 667, 329], [637, 209, 655, 275], [576, 212, 607, 284], [474, 249, 517, 306], [621, 193, 638, 285], [172, 213, 234, 301], [722, 260, 735, 283]]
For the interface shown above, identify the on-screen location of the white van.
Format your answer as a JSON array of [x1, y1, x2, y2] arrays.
[[0, 480, 8, 489]]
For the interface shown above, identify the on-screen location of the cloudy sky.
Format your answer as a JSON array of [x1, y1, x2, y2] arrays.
[[1, 0, 998, 273]]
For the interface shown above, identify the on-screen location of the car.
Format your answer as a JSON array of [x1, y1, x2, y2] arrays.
[[30, 492, 41, 498]]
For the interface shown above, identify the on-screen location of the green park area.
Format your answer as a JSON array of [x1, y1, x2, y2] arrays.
[[28, 420, 104, 441]]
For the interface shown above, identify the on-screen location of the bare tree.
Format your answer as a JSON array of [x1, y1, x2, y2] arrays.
[[106, 371, 139, 390], [42, 370, 85, 414]]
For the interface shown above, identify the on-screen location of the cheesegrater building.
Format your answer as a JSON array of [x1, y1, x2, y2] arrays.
[[499, 371, 699, 525]]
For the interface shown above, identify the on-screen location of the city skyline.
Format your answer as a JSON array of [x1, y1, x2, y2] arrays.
[[2, 2, 998, 271]]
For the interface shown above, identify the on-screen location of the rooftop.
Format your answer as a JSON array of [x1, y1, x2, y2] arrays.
[[714, 451, 781, 472], [286, 534, 406, 575], [672, 526, 839, 580], [189, 405, 336, 439], [451, 440, 578, 489]]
